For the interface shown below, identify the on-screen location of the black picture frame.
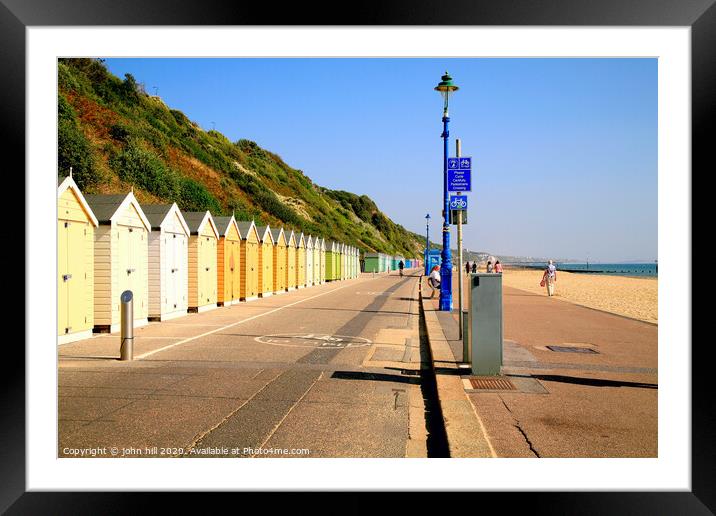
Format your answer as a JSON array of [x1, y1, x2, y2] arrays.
[[3, 0, 705, 512]]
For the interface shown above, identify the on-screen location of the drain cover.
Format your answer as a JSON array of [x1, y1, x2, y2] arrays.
[[547, 345, 599, 354], [469, 377, 516, 390]]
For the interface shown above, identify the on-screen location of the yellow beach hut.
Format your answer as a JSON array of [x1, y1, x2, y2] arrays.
[[271, 227, 288, 294], [184, 211, 219, 313], [285, 230, 297, 291], [319, 238, 326, 284], [295, 233, 306, 288], [85, 192, 151, 333], [305, 235, 314, 288], [236, 221, 260, 302], [257, 225, 275, 297], [215, 215, 242, 306], [143, 203, 190, 322], [58, 175, 98, 344]]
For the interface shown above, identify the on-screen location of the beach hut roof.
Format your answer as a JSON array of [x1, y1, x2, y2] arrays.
[[296, 233, 306, 247], [306, 235, 314, 248], [85, 191, 150, 231], [285, 230, 297, 246], [57, 175, 98, 227], [256, 225, 274, 244], [183, 211, 219, 238], [141, 203, 190, 235], [235, 220, 257, 238], [213, 215, 241, 238], [269, 227, 285, 244]]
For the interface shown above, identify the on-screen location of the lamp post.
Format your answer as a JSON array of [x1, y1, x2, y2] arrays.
[[435, 71, 459, 311], [425, 213, 431, 251]]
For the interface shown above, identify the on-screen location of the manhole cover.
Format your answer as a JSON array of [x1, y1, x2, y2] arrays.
[[469, 377, 516, 390], [546, 345, 599, 354], [255, 333, 372, 349]]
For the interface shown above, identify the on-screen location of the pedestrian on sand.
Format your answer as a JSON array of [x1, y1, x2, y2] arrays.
[[541, 260, 557, 296], [494, 260, 503, 274], [486, 261, 494, 273]]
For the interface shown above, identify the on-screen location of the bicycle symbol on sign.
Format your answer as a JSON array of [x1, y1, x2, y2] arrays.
[[450, 197, 468, 209]]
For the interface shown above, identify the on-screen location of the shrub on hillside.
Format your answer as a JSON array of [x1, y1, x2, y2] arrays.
[[109, 139, 180, 199], [179, 178, 222, 213], [57, 94, 100, 190]]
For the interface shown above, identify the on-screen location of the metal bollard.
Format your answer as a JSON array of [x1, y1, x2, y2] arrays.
[[120, 290, 134, 361]]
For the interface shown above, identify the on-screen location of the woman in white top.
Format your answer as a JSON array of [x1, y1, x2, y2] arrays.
[[542, 260, 557, 296], [428, 266, 441, 298]]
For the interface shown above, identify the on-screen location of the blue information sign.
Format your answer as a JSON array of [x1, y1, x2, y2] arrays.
[[448, 156, 471, 191], [449, 195, 468, 210], [448, 169, 471, 192]]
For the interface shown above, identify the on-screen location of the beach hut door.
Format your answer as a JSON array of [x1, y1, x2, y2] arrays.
[[65, 221, 87, 333]]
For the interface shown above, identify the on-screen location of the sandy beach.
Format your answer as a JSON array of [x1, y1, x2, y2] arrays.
[[499, 268, 658, 324]]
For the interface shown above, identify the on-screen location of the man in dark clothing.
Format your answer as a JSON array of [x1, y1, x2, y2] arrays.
[[398, 260, 404, 276]]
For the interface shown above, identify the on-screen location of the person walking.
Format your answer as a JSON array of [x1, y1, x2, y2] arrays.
[[486, 261, 494, 273], [427, 265, 441, 298], [494, 260, 503, 273], [465, 261, 471, 275], [541, 260, 557, 296], [471, 262, 477, 273], [398, 260, 404, 277]]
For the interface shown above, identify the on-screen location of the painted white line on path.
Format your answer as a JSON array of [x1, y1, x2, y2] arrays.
[[136, 279, 378, 360]]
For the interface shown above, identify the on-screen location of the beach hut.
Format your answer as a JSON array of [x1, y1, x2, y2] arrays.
[[236, 221, 260, 301], [215, 215, 242, 306], [305, 235, 314, 287], [285, 230, 297, 291], [319, 238, 326, 283], [336, 243, 343, 280], [57, 175, 99, 343], [325, 240, 338, 281], [257, 225, 275, 297], [351, 248, 356, 277], [344, 245, 351, 279], [364, 252, 380, 273], [271, 227, 288, 294], [184, 211, 219, 312], [85, 191, 151, 333], [296, 233, 306, 288], [143, 203, 190, 322], [312, 236, 321, 285]]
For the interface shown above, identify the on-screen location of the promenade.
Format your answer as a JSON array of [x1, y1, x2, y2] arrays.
[[421, 272, 657, 457]]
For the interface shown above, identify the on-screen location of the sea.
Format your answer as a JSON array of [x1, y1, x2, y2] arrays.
[[514, 262, 658, 277]]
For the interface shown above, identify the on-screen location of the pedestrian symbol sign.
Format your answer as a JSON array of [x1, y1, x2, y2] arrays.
[[448, 156, 471, 170]]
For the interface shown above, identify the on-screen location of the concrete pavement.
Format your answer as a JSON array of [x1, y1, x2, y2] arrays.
[[421, 272, 658, 458], [58, 270, 440, 458]]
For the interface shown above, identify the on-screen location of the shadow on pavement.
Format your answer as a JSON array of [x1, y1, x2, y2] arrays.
[[533, 374, 658, 389], [330, 370, 420, 385]]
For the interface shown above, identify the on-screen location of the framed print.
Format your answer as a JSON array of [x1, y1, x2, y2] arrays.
[[3, 0, 707, 512]]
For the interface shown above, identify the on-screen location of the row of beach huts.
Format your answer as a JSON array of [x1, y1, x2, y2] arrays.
[[58, 176, 365, 344], [363, 252, 420, 273]]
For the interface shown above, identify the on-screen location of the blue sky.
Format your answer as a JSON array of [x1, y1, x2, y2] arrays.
[[104, 58, 657, 262]]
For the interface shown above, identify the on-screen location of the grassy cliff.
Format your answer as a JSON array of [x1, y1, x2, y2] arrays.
[[57, 58, 424, 256]]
